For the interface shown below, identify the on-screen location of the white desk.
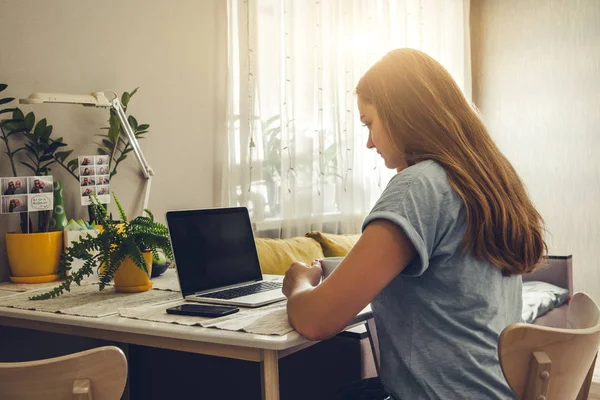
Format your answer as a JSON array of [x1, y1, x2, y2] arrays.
[[0, 289, 372, 400]]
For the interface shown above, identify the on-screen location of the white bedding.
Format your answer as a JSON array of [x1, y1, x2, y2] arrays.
[[522, 281, 570, 323]]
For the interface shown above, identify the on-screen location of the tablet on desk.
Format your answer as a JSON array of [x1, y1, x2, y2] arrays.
[[166, 304, 239, 318]]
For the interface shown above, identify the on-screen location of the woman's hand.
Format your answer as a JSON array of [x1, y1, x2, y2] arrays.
[[282, 261, 323, 298]]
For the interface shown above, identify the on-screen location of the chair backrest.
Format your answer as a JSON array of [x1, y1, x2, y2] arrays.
[[499, 292, 600, 400], [0, 346, 127, 400], [365, 317, 380, 376]]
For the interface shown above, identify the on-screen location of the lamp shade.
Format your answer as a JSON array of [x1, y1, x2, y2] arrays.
[[20, 92, 110, 107]]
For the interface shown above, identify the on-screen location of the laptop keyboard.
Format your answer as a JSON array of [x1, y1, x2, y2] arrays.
[[197, 281, 282, 300]]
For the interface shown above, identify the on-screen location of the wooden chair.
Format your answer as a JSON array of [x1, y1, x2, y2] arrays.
[[0, 346, 128, 400], [499, 292, 600, 400]]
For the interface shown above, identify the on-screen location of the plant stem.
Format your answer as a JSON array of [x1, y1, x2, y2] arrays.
[[19, 213, 29, 233], [52, 154, 79, 181], [0, 125, 18, 177], [1, 125, 31, 233], [110, 142, 130, 179]]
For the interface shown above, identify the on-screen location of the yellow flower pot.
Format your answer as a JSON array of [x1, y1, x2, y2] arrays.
[[5, 231, 63, 283], [113, 251, 153, 293]]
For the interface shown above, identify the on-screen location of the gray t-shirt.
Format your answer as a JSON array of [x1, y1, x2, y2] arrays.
[[362, 160, 521, 400]]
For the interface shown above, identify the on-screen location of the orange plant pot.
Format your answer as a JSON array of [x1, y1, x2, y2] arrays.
[[5, 231, 63, 283], [113, 251, 153, 293]]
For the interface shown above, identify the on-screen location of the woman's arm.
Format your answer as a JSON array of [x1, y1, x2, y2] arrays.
[[284, 219, 417, 341]]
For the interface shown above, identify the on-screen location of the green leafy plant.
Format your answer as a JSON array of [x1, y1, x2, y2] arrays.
[[31, 193, 173, 300], [85, 88, 149, 222], [0, 83, 18, 175], [0, 83, 79, 232], [96, 88, 150, 179]]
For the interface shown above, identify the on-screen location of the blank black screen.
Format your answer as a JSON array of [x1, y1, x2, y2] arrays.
[[166, 208, 263, 297]]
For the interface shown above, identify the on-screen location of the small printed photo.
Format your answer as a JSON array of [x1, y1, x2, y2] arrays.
[[29, 192, 53, 212], [96, 185, 110, 196], [28, 176, 53, 194], [80, 176, 96, 187], [80, 166, 95, 176], [79, 156, 94, 166], [96, 166, 109, 175], [97, 175, 110, 185], [95, 155, 108, 165], [1, 195, 28, 214], [81, 186, 96, 197], [2, 177, 27, 195]]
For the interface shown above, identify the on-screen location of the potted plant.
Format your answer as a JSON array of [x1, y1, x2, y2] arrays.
[[0, 83, 71, 283], [31, 193, 173, 299], [1, 83, 152, 283], [89, 88, 149, 221]]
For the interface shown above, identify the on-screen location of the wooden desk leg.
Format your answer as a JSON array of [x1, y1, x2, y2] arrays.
[[261, 350, 280, 400]]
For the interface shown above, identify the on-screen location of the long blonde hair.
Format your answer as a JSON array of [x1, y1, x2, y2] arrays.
[[357, 49, 546, 276]]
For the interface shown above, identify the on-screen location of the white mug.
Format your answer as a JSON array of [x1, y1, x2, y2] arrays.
[[319, 257, 344, 279]]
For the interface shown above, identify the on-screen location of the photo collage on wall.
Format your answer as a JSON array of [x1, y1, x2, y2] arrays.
[[79, 155, 111, 206], [0, 176, 54, 214]]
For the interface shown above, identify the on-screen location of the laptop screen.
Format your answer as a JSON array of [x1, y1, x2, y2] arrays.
[[166, 207, 263, 297]]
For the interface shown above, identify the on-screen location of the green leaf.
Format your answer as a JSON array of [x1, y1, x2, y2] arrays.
[[0, 107, 16, 115], [121, 92, 131, 108], [97, 148, 109, 156], [0, 84, 7, 92], [55, 150, 74, 162], [40, 154, 54, 162], [135, 131, 148, 137], [0, 97, 15, 106], [127, 115, 138, 130], [13, 108, 25, 121], [20, 161, 37, 173], [137, 124, 149, 131], [0, 118, 21, 128], [42, 125, 53, 140], [108, 125, 120, 144], [109, 111, 121, 127], [101, 138, 113, 149], [34, 118, 48, 138], [67, 159, 79, 169], [6, 127, 28, 136], [129, 87, 139, 98], [23, 112, 34, 131]]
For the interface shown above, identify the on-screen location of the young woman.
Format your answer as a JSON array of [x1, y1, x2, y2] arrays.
[[282, 49, 546, 400]]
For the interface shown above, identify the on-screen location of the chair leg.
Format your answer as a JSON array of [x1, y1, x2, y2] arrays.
[[365, 318, 380, 377], [577, 353, 597, 400]]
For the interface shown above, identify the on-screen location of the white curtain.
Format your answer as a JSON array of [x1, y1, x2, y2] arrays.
[[222, 0, 471, 238]]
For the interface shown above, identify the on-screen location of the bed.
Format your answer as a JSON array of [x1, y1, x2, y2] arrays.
[[522, 255, 573, 327]]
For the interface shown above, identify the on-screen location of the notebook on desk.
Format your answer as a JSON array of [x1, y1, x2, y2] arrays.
[[166, 207, 285, 308]]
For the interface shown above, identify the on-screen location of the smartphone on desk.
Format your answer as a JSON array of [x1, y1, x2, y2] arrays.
[[166, 304, 240, 318]]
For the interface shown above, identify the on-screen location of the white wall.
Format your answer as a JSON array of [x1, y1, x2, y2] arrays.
[[0, 0, 227, 280], [471, 0, 600, 302]]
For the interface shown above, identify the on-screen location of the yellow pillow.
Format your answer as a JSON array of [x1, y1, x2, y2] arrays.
[[255, 237, 325, 275], [305, 232, 361, 257]]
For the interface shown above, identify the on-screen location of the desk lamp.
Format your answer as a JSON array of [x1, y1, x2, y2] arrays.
[[20, 91, 154, 213]]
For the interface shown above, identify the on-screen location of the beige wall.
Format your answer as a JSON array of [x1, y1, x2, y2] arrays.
[[471, 0, 600, 302], [0, 0, 227, 280]]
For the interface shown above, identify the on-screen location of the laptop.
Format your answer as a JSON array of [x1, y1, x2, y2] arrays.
[[165, 207, 285, 308]]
